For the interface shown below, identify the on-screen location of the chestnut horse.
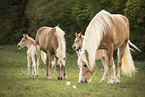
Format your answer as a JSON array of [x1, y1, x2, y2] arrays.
[[72, 32, 116, 82], [35, 26, 67, 80], [77, 10, 137, 84]]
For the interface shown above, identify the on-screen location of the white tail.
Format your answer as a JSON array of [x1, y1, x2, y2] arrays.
[[128, 40, 141, 52], [40, 50, 56, 68], [41, 50, 47, 64], [121, 43, 137, 77]]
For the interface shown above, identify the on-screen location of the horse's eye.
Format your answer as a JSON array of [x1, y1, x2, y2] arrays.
[[83, 65, 87, 67], [78, 40, 80, 42], [22, 40, 25, 42]]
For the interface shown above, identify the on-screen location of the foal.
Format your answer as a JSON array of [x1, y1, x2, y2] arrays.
[[72, 32, 116, 82], [17, 34, 40, 78]]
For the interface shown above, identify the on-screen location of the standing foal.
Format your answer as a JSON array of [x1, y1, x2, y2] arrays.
[[17, 34, 40, 78]]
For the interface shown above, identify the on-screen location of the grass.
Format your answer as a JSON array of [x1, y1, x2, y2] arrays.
[[0, 45, 145, 97]]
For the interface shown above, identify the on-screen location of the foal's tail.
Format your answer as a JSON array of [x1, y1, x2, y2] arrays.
[[40, 50, 56, 68], [41, 50, 47, 64], [121, 43, 137, 77]]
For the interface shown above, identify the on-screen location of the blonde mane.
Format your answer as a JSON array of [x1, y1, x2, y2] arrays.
[[55, 26, 66, 59], [80, 10, 114, 70]]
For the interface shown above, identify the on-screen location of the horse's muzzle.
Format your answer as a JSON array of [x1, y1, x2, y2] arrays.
[[17, 45, 21, 49], [58, 77, 62, 80], [78, 79, 88, 84], [72, 45, 76, 50]]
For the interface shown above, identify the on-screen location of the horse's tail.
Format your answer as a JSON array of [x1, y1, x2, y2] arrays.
[[41, 50, 47, 64], [121, 43, 137, 77], [128, 40, 142, 52]]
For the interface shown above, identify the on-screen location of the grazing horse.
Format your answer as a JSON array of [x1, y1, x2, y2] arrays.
[[35, 26, 67, 80], [17, 34, 40, 78], [77, 10, 137, 84], [72, 32, 116, 82]]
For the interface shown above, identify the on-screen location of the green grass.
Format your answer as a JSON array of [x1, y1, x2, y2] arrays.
[[0, 45, 145, 97]]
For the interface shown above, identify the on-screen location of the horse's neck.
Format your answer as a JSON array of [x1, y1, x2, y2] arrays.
[[27, 39, 35, 49]]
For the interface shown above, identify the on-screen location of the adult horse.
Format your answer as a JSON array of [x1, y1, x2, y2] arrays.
[[35, 26, 67, 80], [72, 32, 116, 82], [77, 10, 136, 84]]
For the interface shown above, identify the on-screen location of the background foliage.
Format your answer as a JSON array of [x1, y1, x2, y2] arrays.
[[0, 0, 145, 60]]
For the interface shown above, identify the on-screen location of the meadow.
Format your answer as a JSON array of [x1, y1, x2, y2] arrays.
[[0, 45, 145, 97]]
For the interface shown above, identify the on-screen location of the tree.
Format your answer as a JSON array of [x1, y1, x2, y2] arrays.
[[124, 0, 145, 60]]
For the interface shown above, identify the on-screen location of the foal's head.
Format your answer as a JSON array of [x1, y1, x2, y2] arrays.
[[17, 34, 33, 49], [72, 32, 84, 51]]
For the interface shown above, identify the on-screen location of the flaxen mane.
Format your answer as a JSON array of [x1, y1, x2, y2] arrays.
[[80, 10, 115, 71], [55, 26, 66, 60]]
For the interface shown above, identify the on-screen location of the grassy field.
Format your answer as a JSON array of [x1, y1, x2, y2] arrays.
[[0, 45, 145, 97]]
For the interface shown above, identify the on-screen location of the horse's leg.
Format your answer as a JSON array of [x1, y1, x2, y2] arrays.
[[63, 65, 67, 79], [47, 51, 52, 79], [37, 45, 40, 78], [107, 44, 114, 84], [56, 59, 63, 80], [116, 42, 127, 83], [27, 56, 31, 78], [46, 58, 48, 77], [112, 60, 116, 82], [32, 57, 37, 78], [100, 57, 108, 82]]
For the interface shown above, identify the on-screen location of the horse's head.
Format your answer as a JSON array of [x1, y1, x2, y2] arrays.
[[72, 32, 84, 51], [77, 50, 96, 84], [17, 34, 29, 49], [55, 57, 67, 80]]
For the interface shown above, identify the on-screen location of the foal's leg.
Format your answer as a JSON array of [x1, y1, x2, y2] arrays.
[[100, 57, 108, 82], [47, 51, 52, 79], [32, 57, 37, 78], [27, 56, 31, 78]]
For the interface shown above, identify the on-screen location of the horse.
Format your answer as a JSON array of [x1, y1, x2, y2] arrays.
[[35, 25, 67, 80], [72, 32, 116, 82], [77, 10, 138, 84], [17, 34, 40, 78]]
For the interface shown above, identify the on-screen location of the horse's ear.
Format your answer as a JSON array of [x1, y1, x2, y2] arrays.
[[79, 32, 82, 38], [23, 34, 27, 39], [75, 32, 78, 37], [53, 27, 56, 31]]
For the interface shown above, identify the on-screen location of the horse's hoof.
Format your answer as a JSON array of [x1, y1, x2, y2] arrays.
[[58, 77, 62, 80], [100, 79, 104, 83], [107, 79, 113, 84], [64, 75, 67, 79], [48, 76, 52, 80], [37, 75, 39, 79], [116, 79, 120, 83], [78, 81, 81, 84]]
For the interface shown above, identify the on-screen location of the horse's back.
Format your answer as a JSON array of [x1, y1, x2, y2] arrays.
[[35, 27, 52, 52], [112, 14, 129, 49], [35, 27, 52, 44]]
